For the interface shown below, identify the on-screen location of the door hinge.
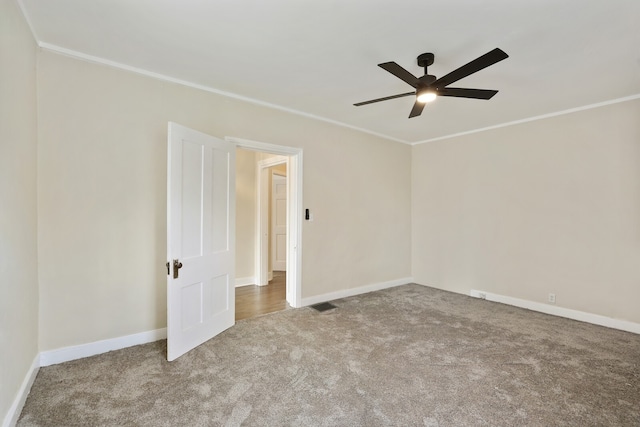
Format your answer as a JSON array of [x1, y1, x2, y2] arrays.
[[166, 262, 170, 275]]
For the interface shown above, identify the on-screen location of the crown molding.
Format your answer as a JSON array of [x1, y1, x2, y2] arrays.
[[412, 93, 640, 145], [37, 42, 409, 145]]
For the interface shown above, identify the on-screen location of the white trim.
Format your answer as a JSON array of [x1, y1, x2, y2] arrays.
[[228, 137, 303, 308], [469, 290, 640, 335], [36, 43, 406, 145], [286, 151, 302, 308], [412, 93, 640, 145], [259, 155, 288, 169], [271, 171, 287, 272], [300, 277, 413, 307], [235, 276, 255, 287], [2, 353, 39, 427], [257, 156, 287, 286], [29, 41, 640, 148], [228, 137, 302, 156], [40, 328, 167, 367]]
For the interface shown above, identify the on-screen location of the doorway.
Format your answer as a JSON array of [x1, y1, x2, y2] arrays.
[[228, 137, 302, 319], [235, 154, 288, 321]]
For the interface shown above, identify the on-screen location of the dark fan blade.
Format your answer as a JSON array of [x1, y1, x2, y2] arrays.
[[408, 100, 425, 118], [438, 87, 498, 100], [432, 48, 508, 89], [378, 62, 421, 88], [354, 91, 416, 106]]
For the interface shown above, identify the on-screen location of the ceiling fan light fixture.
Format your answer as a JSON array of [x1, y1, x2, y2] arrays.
[[416, 89, 437, 103]]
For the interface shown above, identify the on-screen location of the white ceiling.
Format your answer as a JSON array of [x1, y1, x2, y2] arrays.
[[19, 0, 640, 144]]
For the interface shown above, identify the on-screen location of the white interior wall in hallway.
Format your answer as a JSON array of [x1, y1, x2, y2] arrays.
[[235, 148, 258, 284]]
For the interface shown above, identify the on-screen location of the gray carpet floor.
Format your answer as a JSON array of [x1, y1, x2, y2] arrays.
[[18, 284, 640, 426]]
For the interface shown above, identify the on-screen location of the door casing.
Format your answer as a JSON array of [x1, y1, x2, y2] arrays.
[[257, 155, 286, 285]]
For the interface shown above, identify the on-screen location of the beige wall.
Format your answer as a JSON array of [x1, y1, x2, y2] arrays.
[[272, 164, 287, 175], [37, 51, 412, 351], [412, 98, 640, 324], [0, 0, 39, 421], [235, 148, 257, 281]]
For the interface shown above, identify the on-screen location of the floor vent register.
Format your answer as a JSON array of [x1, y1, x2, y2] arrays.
[[310, 302, 337, 312]]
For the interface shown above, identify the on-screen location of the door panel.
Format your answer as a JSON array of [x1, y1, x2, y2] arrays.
[[271, 173, 287, 271], [167, 122, 235, 361]]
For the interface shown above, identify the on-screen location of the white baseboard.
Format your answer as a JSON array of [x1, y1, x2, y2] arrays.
[[3, 353, 39, 427], [300, 277, 413, 307], [235, 276, 255, 288], [470, 289, 640, 335], [40, 328, 167, 367]]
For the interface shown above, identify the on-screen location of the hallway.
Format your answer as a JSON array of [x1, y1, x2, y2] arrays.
[[235, 272, 289, 321]]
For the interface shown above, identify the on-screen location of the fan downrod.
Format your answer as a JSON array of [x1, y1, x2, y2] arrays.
[[417, 53, 436, 85]]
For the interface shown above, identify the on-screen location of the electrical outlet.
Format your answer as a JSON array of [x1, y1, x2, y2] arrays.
[[548, 293, 556, 304]]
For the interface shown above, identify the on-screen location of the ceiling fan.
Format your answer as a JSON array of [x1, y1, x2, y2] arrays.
[[354, 48, 509, 118]]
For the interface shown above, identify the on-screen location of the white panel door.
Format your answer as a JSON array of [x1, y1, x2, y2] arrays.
[[167, 122, 235, 361], [271, 173, 287, 271]]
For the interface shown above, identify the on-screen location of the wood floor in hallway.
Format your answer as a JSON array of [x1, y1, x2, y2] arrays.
[[235, 271, 289, 321]]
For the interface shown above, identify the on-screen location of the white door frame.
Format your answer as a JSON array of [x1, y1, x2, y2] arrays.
[[226, 137, 303, 308], [258, 156, 287, 283], [271, 171, 287, 272]]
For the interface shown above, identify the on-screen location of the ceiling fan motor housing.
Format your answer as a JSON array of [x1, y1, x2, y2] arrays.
[[419, 74, 437, 86]]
